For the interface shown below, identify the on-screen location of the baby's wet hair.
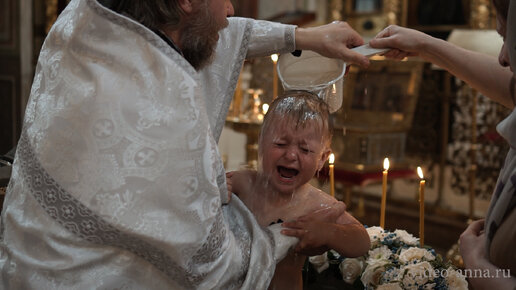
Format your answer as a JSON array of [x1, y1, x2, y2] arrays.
[[259, 90, 333, 147]]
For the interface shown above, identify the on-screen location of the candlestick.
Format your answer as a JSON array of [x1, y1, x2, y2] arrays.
[[329, 153, 335, 197], [380, 157, 389, 229], [417, 166, 425, 247], [271, 54, 278, 99]]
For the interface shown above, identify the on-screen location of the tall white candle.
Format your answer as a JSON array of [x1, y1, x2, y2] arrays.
[[329, 153, 335, 198]]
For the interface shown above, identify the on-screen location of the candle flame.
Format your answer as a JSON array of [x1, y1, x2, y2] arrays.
[[262, 103, 269, 114], [332, 83, 337, 94], [417, 166, 424, 179], [383, 158, 389, 170], [271, 54, 278, 63], [329, 153, 335, 164]]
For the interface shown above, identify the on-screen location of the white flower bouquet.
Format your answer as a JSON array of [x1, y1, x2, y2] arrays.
[[305, 227, 468, 290]]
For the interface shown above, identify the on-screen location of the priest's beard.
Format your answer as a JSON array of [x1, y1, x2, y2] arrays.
[[180, 3, 228, 70]]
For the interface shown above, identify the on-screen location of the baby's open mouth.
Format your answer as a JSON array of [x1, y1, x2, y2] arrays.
[[278, 166, 299, 179]]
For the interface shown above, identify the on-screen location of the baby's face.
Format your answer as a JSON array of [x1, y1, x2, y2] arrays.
[[259, 119, 328, 194]]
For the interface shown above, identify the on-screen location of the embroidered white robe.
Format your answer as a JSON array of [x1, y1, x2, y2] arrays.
[[0, 0, 298, 288]]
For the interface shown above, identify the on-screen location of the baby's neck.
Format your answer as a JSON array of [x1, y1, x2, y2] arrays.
[[256, 175, 308, 206], [249, 176, 314, 227]]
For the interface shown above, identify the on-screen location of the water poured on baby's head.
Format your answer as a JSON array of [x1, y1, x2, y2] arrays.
[[259, 90, 333, 150]]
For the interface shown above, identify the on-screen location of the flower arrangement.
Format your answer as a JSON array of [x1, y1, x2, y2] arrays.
[[306, 227, 468, 290]]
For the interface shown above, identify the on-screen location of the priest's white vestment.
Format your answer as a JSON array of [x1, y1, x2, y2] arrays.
[[0, 0, 298, 288]]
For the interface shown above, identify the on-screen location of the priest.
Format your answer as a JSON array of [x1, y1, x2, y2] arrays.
[[0, 0, 370, 288]]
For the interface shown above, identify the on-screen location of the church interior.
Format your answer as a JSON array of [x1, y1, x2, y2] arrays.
[[0, 0, 509, 287], [221, 0, 504, 260]]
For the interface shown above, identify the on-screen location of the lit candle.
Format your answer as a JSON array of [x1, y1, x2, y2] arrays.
[[271, 54, 279, 99], [380, 158, 389, 229], [417, 166, 425, 247], [262, 103, 269, 114], [329, 153, 335, 198]]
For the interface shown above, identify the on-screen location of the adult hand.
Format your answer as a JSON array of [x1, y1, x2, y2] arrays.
[[225, 171, 234, 194], [225, 170, 255, 198], [280, 202, 346, 255], [459, 219, 487, 269], [225, 171, 234, 201], [295, 21, 370, 67], [369, 25, 428, 60], [281, 219, 331, 256]]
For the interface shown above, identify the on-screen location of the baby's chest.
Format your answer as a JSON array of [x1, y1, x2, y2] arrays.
[[260, 204, 316, 226]]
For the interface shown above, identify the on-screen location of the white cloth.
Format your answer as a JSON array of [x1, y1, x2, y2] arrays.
[[0, 0, 297, 289]]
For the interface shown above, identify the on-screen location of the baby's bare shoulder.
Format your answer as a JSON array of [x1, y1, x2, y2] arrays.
[[299, 185, 339, 211], [307, 185, 338, 202]]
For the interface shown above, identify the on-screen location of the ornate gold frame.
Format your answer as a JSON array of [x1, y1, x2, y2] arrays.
[[330, 0, 406, 25], [330, 0, 496, 30], [334, 59, 424, 133]]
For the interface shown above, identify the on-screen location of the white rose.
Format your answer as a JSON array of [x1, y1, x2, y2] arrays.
[[366, 226, 386, 243], [339, 258, 364, 284], [398, 261, 434, 290], [399, 247, 435, 264], [394, 229, 419, 246], [367, 245, 392, 265], [308, 253, 329, 273], [445, 267, 468, 290], [381, 267, 400, 284], [377, 283, 403, 290], [361, 263, 386, 287]]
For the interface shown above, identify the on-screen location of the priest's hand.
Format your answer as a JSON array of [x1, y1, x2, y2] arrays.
[[225, 170, 255, 198], [279, 202, 347, 256], [225, 171, 235, 197], [295, 21, 370, 68], [280, 218, 370, 257], [281, 219, 331, 256]]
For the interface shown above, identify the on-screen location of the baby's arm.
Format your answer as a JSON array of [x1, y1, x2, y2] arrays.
[[330, 211, 370, 256], [282, 208, 370, 257]]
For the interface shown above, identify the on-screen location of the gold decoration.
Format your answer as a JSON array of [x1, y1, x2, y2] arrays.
[[384, 0, 402, 26], [330, 0, 343, 21], [470, 0, 496, 29], [45, 0, 59, 33], [226, 88, 266, 169], [333, 1, 406, 39]]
